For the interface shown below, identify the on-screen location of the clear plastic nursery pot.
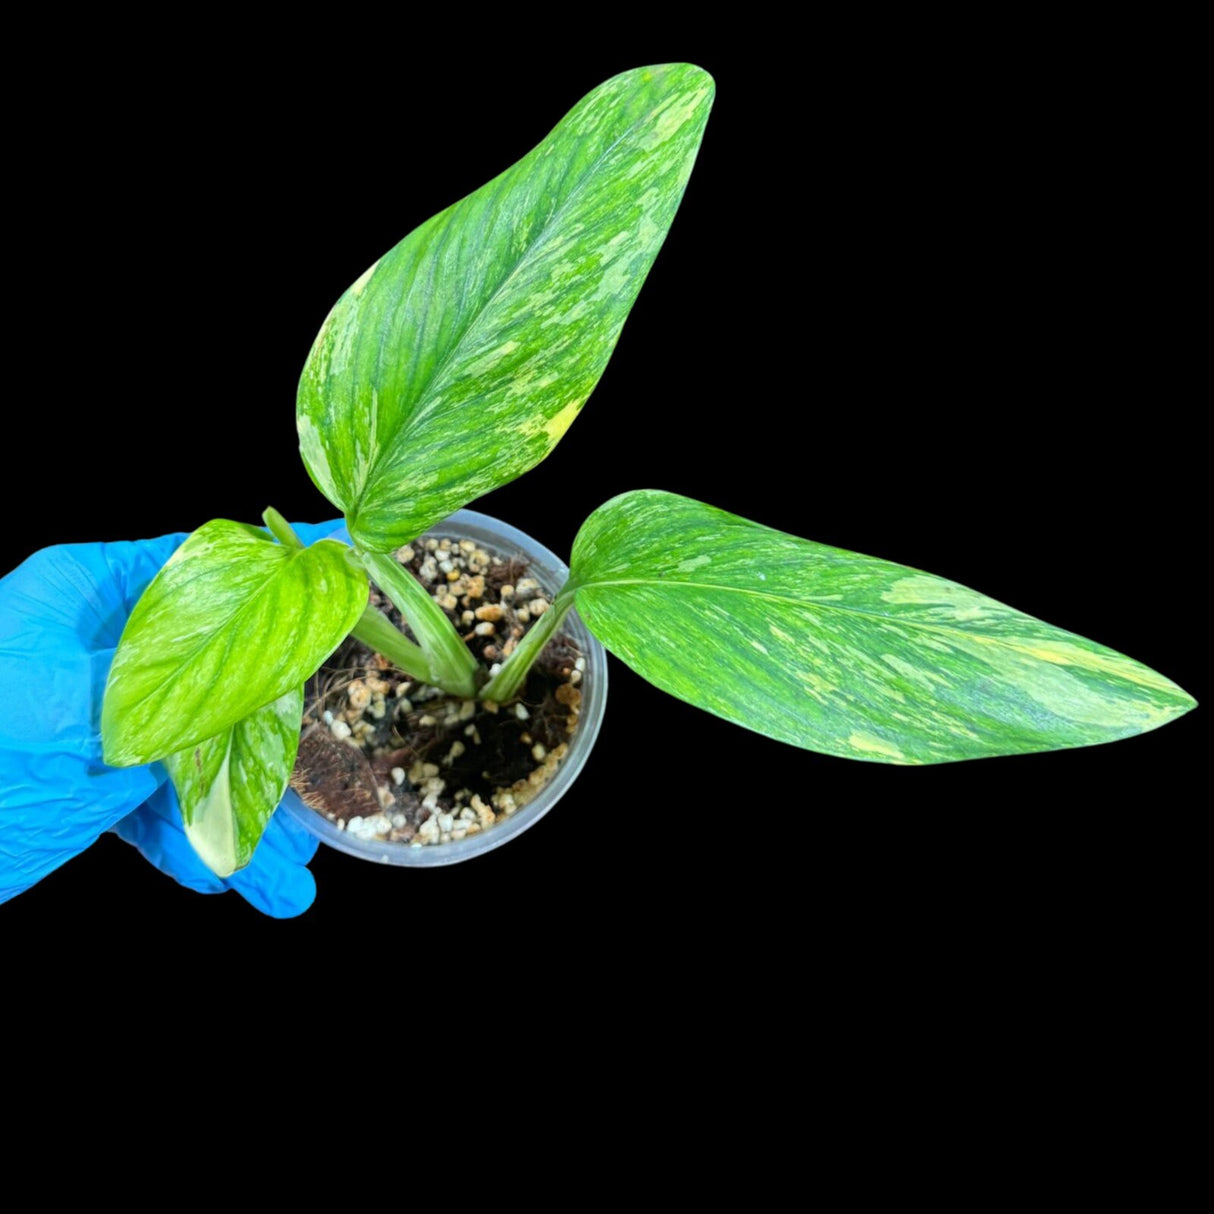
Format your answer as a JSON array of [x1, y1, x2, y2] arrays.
[[282, 508, 608, 867]]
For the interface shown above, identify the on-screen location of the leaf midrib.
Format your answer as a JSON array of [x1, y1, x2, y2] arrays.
[[573, 575, 1134, 675]]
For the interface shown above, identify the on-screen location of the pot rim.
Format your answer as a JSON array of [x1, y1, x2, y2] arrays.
[[281, 507, 608, 867]]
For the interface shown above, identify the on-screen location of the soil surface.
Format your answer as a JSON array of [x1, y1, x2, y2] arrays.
[[289, 536, 585, 847]]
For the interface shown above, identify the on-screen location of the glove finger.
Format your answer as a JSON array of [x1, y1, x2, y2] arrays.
[[223, 844, 318, 919], [255, 803, 320, 867]]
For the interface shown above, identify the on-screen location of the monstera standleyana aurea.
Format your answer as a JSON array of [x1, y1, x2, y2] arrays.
[[99, 64, 1194, 878]]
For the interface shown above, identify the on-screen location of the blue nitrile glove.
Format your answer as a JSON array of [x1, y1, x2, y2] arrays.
[[0, 519, 345, 915]]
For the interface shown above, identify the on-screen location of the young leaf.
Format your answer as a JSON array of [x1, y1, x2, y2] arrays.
[[297, 64, 714, 552], [162, 688, 303, 878], [568, 491, 1195, 763], [359, 549, 478, 698], [102, 521, 367, 766]]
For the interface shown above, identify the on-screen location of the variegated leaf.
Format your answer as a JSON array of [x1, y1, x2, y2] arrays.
[[162, 687, 303, 877], [102, 521, 367, 765], [568, 491, 1195, 763], [297, 63, 713, 552]]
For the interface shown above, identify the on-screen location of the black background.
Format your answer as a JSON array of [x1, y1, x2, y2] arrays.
[[3, 26, 1203, 1000]]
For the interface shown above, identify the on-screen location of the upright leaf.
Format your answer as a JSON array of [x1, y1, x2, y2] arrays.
[[569, 491, 1195, 763], [102, 521, 367, 765], [162, 688, 303, 877], [297, 64, 714, 552]]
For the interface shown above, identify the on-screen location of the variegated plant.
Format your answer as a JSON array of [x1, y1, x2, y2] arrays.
[[100, 64, 1195, 878]]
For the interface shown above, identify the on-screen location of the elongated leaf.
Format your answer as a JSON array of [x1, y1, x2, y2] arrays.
[[102, 521, 367, 765], [162, 687, 303, 877], [297, 64, 714, 552], [569, 491, 1195, 763]]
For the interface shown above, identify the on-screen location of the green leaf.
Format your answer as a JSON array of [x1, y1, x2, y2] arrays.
[[162, 688, 303, 878], [569, 491, 1196, 764], [297, 63, 714, 552], [102, 521, 367, 766]]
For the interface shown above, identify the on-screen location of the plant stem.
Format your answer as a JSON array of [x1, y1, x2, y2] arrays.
[[358, 549, 478, 699], [262, 507, 303, 548], [350, 605, 433, 684], [479, 591, 575, 703]]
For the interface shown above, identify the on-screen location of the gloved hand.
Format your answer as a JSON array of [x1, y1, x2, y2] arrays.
[[0, 519, 345, 916]]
